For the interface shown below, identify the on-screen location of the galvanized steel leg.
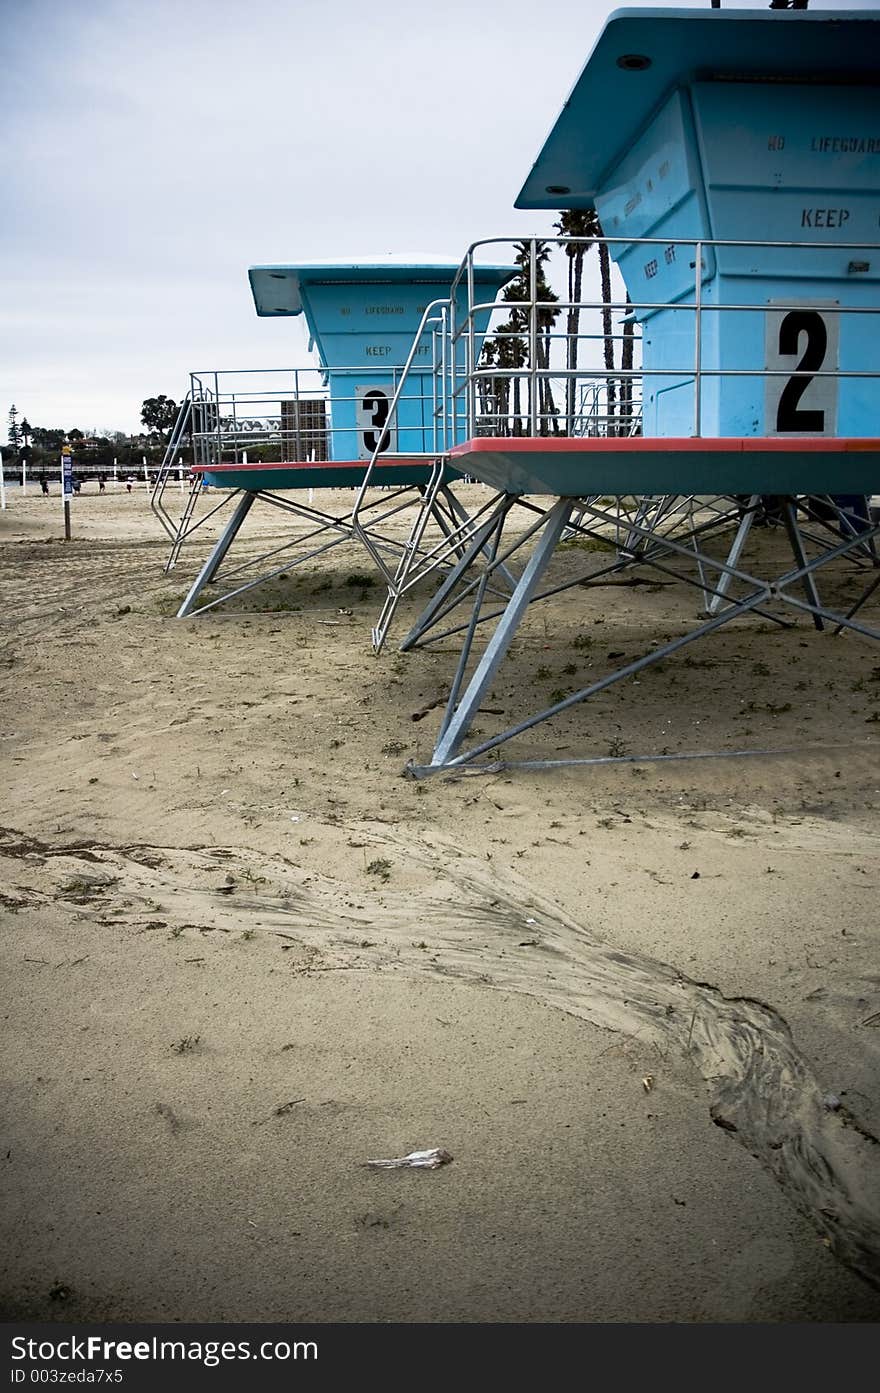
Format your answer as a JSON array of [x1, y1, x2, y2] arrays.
[[430, 498, 572, 768], [439, 485, 518, 592], [835, 568, 880, 632], [399, 496, 515, 652], [781, 496, 823, 631], [705, 497, 757, 616], [177, 491, 255, 618]]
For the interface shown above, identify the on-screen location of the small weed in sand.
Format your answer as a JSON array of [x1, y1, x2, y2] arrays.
[[151, 596, 182, 617], [170, 1035, 201, 1054], [345, 573, 375, 589], [61, 875, 116, 904], [608, 735, 629, 757], [240, 928, 256, 941], [561, 535, 616, 553], [381, 740, 408, 755], [365, 858, 392, 882], [572, 635, 593, 650]]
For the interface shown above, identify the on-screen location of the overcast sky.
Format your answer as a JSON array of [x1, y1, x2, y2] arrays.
[[2, 0, 875, 435]]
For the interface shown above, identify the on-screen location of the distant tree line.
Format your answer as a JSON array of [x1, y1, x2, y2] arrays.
[[4, 398, 182, 479]]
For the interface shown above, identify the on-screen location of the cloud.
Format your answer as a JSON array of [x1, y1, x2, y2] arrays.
[[3, 0, 876, 431]]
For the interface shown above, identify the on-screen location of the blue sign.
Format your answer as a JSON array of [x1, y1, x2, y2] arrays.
[[61, 448, 73, 499]]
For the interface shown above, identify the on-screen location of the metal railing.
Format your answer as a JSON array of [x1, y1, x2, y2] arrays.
[[433, 234, 880, 445], [152, 234, 880, 566], [149, 350, 449, 558]]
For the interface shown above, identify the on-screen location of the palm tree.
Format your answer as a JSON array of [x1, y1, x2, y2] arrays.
[[476, 335, 497, 433], [508, 241, 560, 435], [536, 256, 562, 436], [479, 319, 523, 437], [495, 307, 528, 436], [479, 243, 560, 437], [554, 209, 618, 434], [620, 294, 636, 435], [554, 210, 593, 431], [594, 216, 617, 434]]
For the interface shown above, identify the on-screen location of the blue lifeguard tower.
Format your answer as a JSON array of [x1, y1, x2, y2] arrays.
[[243, 261, 512, 473], [247, 262, 510, 462], [151, 260, 512, 617], [516, 4, 880, 447], [365, 6, 880, 773]]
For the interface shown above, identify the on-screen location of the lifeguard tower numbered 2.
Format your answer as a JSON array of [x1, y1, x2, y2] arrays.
[[150, 260, 512, 618], [355, 6, 880, 774], [518, 5, 879, 446]]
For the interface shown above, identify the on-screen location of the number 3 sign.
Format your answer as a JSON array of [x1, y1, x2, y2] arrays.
[[356, 386, 397, 460], [765, 301, 839, 436]]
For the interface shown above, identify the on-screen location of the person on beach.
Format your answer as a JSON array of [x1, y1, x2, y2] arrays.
[[125, 476, 135, 494], [40, 478, 49, 496], [98, 477, 106, 494]]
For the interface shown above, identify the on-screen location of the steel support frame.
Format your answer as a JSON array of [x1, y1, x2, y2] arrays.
[[707, 494, 878, 618], [408, 492, 880, 776], [368, 472, 527, 653], [178, 490, 256, 617], [173, 483, 451, 620], [165, 484, 243, 573], [171, 479, 519, 622], [399, 491, 793, 658], [387, 488, 741, 658]]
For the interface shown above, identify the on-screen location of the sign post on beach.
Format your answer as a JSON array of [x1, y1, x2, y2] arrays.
[[61, 444, 73, 540], [0, 449, 6, 511]]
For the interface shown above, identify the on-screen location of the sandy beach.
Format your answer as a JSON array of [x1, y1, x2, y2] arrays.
[[1, 481, 879, 1323]]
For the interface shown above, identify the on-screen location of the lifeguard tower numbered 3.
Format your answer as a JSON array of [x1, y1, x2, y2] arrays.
[[345, 6, 880, 774], [150, 260, 512, 618]]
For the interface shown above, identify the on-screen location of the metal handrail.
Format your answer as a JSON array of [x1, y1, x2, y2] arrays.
[[431, 234, 880, 445], [349, 298, 452, 586], [149, 393, 194, 542], [152, 233, 880, 572]]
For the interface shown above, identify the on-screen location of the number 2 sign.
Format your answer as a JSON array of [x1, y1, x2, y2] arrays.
[[765, 301, 839, 436]]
